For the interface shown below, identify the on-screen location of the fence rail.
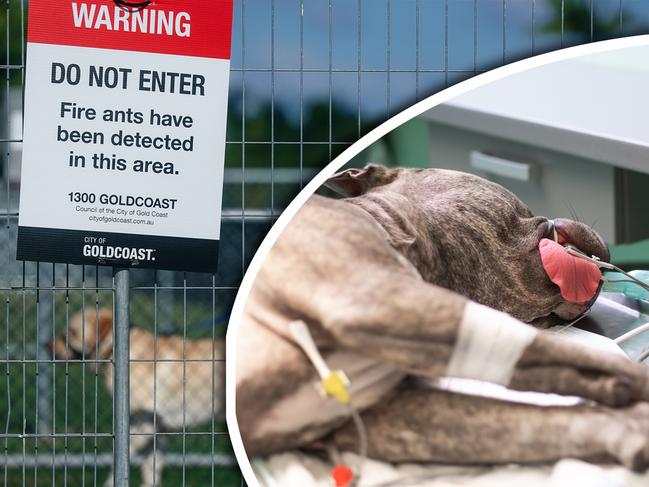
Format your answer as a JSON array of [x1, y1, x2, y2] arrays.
[[2, 454, 237, 468]]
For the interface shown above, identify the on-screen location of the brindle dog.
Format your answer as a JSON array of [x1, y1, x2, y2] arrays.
[[235, 164, 649, 471]]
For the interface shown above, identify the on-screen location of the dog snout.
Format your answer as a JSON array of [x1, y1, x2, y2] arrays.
[[553, 218, 610, 262], [50, 337, 81, 360]]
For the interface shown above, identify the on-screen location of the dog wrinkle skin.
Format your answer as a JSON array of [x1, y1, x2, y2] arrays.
[[236, 164, 649, 471]]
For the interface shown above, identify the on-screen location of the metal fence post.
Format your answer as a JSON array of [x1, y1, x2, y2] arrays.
[[113, 268, 130, 487], [36, 264, 52, 435]]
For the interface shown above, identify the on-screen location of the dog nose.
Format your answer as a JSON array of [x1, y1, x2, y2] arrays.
[[553, 218, 610, 263], [47, 340, 53, 352]]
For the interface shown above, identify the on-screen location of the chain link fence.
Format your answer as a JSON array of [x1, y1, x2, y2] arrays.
[[2, 0, 649, 486]]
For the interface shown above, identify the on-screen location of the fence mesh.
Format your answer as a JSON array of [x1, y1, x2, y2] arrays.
[[2, 0, 649, 486]]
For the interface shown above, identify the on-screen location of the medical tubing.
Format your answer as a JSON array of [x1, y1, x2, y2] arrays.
[[637, 347, 649, 363], [609, 270, 649, 293], [566, 246, 649, 293], [614, 322, 649, 345], [287, 319, 368, 485], [350, 406, 368, 466]]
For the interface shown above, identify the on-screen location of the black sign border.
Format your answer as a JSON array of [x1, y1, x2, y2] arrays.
[[17, 226, 219, 273]]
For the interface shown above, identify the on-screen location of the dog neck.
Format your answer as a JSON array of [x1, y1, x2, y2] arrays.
[[347, 191, 441, 282]]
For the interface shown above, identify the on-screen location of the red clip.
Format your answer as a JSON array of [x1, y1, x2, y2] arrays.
[[332, 464, 354, 487]]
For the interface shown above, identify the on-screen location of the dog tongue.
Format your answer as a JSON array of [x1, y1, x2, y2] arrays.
[[538, 238, 601, 302]]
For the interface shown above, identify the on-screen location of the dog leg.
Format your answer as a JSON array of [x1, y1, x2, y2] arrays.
[[308, 273, 649, 406], [129, 412, 159, 487], [139, 436, 166, 487], [301, 272, 649, 406], [102, 470, 114, 487], [101, 424, 162, 487], [331, 386, 649, 471]]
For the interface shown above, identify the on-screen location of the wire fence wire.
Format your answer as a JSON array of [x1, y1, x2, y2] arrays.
[[2, 0, 649, 486]]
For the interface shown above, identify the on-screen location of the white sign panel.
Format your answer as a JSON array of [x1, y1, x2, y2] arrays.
[[17, 0, 233, 272]]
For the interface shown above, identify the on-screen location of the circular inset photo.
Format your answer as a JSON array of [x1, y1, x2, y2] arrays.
[[227, 38, 649, 487]]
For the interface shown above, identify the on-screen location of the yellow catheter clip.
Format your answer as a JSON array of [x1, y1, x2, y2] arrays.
[[321, 370, 351, 405], [288, 320, 351, 405]]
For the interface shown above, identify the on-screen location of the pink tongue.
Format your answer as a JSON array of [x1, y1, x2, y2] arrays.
[[538, 238, 601, 302]]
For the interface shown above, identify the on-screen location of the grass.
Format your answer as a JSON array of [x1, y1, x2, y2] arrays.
[[3, 465, 243, 487]]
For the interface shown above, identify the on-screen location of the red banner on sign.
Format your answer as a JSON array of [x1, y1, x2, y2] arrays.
[[27, 0, 233, 60]]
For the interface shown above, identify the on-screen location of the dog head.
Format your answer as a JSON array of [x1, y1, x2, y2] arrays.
[[50, 308, 114, 361], [325, 164, 609, 327]]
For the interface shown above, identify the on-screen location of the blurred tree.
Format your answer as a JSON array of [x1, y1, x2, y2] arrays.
[[223, 95, 374, 209], [543, 0, 626, 40], [0, 1, 27, 77]]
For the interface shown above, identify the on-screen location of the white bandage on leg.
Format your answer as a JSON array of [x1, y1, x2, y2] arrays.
[[446, 301, 538, 385]]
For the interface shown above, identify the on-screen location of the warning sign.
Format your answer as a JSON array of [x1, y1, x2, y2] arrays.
[[17, 0, 233, 273]]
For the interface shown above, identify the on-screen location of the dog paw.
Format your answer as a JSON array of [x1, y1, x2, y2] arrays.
[[514, 332, 649, 407], [607, 402, 649, 472]]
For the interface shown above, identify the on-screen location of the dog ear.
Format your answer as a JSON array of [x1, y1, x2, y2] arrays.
[[324, 163, 398, 196], [96, 308, 114, 359], [96, 308, 113, 340]]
